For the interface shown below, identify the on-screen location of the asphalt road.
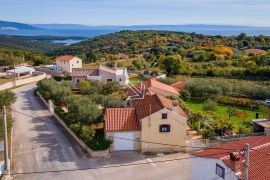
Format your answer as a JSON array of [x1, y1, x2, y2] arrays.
[[12, 83, 190, 180]]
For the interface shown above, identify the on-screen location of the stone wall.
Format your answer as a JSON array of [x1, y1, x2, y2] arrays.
[[0, 72, 47, 91], [37, 92, 110, 158]]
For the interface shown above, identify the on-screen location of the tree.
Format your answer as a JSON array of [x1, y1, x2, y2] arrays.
[[132, 59, 144, 70], [179, 89, 190, 101], [202, 99, 218, 111], [0, 90, 16, 107], [160, 55, 185, 75], [227, 107, 236, 120]]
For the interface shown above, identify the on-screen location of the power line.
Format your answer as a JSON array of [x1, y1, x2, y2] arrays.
[[8, 150, 238, 176], [10, 108, 243, 151]]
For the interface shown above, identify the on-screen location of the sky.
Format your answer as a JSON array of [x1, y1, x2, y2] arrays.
[[0, 0, 270, 26]]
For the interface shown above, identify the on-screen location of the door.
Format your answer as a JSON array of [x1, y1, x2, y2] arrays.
[[113, 132, 135, 151]]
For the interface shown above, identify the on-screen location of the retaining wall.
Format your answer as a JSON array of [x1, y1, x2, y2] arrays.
[[0, 72, 47, 91], [37, 92, 110, 158]]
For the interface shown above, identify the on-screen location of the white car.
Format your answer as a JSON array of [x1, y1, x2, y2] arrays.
[[265, 99, 270, 105]]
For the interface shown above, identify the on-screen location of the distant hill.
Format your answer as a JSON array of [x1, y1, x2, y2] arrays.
[[0, 20, 40, 30], [0, 35, 68, 53], [49, 30, 270, 62], [32, 24, 95, 30], [1, 20, 270, 36]]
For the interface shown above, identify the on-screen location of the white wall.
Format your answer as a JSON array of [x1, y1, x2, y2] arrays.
[[191, 156, 237, 180], [56, 57, 82, 73]]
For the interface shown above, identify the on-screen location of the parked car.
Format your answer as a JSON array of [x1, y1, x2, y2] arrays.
[[265, 99, 270, 105]]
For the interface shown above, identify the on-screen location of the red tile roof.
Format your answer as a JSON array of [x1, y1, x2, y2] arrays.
[[192, 136, 270, 180], [56, 55, 77, 61], [128, 79, 179, 99], [72, 68, 99, 77], [105, 108, 140, 132], [134, 94, 186, 119], [244, 49, 266, 54], [171, 81, 185, 90]]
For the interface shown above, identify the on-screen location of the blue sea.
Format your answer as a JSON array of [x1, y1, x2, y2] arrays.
[[0, 26, 270, 38]]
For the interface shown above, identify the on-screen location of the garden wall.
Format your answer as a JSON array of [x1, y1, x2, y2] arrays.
[[37, 92, 110, 158], [0, 72, 47, 91]]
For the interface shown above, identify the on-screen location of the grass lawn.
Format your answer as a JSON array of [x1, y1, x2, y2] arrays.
[[185, 100, 268, 133], [0, 78, 12, 85]]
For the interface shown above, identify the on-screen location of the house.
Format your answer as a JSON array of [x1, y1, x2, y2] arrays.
[[171, 81, 185, 90], [244, 49, 266, 55], [252, 110, 270, 134], [105, 93, 187, 152], [55, 55, 82, 73], [71, 65, 129, 87], [191, 136, 270, 180], [128, 79, 180, 100], [6, 66, 35, 78]]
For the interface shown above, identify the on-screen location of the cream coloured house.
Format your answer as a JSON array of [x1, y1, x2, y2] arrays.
[[55, 55, 82, 73], [105, 94, 187, 152]]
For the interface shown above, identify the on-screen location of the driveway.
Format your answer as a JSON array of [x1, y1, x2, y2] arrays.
[[11, 83, 190, 180]]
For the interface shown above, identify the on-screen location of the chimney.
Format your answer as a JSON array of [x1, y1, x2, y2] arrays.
[[229, 152, 242, 173], [170, 101, 178, 111], [114, 62, 117, 70]]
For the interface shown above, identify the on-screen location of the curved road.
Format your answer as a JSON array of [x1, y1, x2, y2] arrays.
[[11, 83, 190, 180]]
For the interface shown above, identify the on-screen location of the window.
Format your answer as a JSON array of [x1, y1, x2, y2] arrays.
[[162, 113, 167, 119], [159, 124, 170, 133], [77, 61, 79, 63], [216, 164, 225, 178], [119, 78, 122, 81], [107, 79, 113, 82]]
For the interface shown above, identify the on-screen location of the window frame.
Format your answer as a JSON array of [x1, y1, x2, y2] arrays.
[[161, 113, 168, 119], [159, 124, 170, 133], [216, 163, 225, 179]]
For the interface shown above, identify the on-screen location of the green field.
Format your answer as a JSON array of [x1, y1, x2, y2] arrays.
[[186, 100, 268, 133]]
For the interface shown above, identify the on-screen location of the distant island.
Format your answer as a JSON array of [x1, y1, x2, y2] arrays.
[[1, 20, 270, 36]]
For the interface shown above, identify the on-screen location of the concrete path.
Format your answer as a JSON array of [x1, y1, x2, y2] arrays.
[[11, 83, 190, 180]]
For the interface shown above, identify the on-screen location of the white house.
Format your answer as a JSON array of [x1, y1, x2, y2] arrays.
[[191, 136, 270, 180], [55, 55, 82, 73], [71, 65, 129, 87]]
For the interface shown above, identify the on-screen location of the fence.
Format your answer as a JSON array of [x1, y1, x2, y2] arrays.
[[0, 71, 47, 91], [216, 132, 266, 141]]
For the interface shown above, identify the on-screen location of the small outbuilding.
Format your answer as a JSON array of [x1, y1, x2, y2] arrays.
[[6, 66, 35, 77]]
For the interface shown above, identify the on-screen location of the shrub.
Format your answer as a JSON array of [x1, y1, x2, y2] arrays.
[[202, 129, 216, 139], [179, 89, 190, 101], [80, 126, 96, 142], [202, 99, 218, 111], [70, 123, 81, 135], [101, 82, 121, 95], [87, 137, 112, 151]]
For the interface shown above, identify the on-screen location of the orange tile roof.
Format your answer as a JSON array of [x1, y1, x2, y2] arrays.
[[171, 81, 185, 90], [244, 49, 266, 54], [56, 55, 76, 61], [134, 94, 186, 119], [128, 79, 179, 99], [105, 108, 140, 132], [192, 136, 270, 180]]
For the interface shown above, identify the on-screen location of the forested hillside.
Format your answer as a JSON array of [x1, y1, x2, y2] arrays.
[[50, 30, 270, 80], [0, 48, 52, 66]]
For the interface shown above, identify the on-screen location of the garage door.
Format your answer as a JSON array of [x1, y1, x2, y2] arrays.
[[113, 132, 135, 151]]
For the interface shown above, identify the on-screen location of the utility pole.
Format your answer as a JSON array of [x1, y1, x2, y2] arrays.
[[13, 58, 16, 86], [244, 143, 249, 180], [2, 106, 10, 176]]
